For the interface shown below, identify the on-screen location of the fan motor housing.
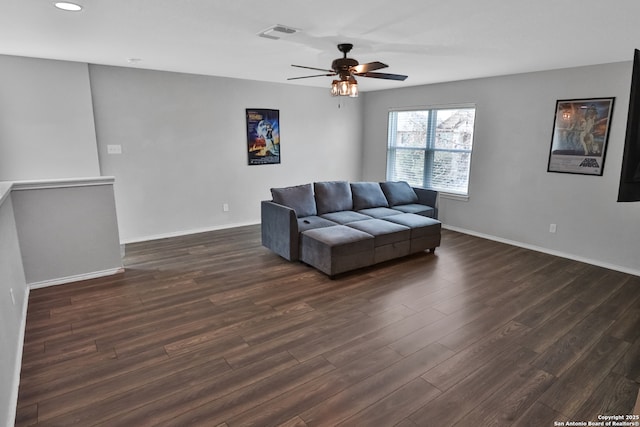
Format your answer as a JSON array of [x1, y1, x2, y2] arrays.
[[332, 58, 359, 75]]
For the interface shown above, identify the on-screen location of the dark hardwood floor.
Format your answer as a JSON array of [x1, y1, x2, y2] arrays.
[[15, 225, 640, 426]]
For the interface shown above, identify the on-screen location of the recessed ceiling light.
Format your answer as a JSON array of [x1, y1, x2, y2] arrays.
[[54, 2, 83, 11]]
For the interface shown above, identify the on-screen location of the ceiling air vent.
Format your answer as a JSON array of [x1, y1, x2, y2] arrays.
[[258, 25, 298, 40]]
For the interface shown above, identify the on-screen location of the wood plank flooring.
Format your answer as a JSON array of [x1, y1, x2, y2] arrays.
[[15, 225, 640, 426]]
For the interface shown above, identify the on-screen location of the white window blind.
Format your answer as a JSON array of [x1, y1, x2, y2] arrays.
[[387, 106, 476, 196]]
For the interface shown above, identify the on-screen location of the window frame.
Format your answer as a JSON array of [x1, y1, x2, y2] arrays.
[[386, 104, 476, 200]]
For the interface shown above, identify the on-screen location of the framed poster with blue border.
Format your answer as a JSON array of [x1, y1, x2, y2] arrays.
[[246, 108, 280, 165]]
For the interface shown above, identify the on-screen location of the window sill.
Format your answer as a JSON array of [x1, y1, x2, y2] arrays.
[[439, 192, 469, 202]]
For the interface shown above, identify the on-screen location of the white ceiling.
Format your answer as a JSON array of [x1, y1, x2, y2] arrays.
[[2, 0, 640, 92]]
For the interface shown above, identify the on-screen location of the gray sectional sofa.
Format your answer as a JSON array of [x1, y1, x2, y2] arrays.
[[261, 180, 441, 276]]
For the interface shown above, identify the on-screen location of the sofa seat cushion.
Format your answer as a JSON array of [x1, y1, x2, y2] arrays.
[[320, 210, 372, 225], [346, 219, 410, 247], [300, 225, 375, 276], [346, 219, 411, 263], [350, 182, 389, 210], [382, 213, 441, 254], [380, 181, 419, 206], [271, 183, 317, 217], [382, 213, 441, 238], [357, 207, 403, 219], [297, 216, 338, 233], [314, 181, 353, 214], [391, 203, 436, 218], [301, 225, 374, 255]]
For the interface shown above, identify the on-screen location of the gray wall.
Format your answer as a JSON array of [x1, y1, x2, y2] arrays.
[[0, 55, 100, 181], [11, 179, 123, 286], [362, 61, 640, 275], [89, 65, 363, 242], [0, 186, 27, 427]]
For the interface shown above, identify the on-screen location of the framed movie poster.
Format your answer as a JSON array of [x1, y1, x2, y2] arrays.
[[547, 97, 615, 176], [246, 108, 280, 165]]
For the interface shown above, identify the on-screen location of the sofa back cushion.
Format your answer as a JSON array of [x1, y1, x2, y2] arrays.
[[314, 181, 353, 214], [350, 182, 389, 210], [271, 183, 317, 217], [380, 181, 419, 206]]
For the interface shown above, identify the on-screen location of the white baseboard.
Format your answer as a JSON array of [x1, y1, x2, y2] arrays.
[[28, 267, 125, 290], [121, 221, 260, 245], [443, 224, 640, 278]]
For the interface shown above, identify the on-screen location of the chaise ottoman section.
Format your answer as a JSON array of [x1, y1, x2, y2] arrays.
[[300, 225, 374, 277], [346, 218, 411, 263], [382, 213, 442, 253]]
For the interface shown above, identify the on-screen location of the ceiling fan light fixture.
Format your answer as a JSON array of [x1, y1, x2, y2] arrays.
[[338, 80, 350, 96], [330, 80, 340, 97], [330, 78, 358, 98], [294, 44, 404, 97], [348, 77, 358, 98], [349, 82, 359, 97]]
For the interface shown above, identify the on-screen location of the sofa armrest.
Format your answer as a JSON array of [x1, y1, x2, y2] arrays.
[[261, 200, 300, 261], [412, 187, 439, 219]]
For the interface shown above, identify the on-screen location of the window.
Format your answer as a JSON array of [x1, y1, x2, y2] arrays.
[[386, 106, 476, 197]]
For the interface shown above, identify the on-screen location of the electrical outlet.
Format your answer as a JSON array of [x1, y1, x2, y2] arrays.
[[223, 203, 229, 212], [549, 223, 557, 233], [107, 144, 122, 154], [9, 288, 16, 305]]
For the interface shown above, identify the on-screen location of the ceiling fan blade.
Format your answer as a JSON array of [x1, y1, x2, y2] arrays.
[[291, 64, 335, 73], [351, 61, 388, 74], [357, 71, 408, 81], [287, 73, 336, 80]]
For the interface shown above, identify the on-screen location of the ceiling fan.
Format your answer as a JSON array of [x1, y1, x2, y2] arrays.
[[288, 43, 408, 97]]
